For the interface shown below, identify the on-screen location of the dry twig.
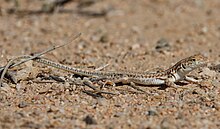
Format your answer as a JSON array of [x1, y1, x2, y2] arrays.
[[0, 33, 81, 86]]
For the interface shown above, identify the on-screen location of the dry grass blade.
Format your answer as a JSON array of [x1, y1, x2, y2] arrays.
[[0, 56, 26, 86], [95, 64, 109, 71], [0, 33, 81, 86], [83, 79, 117, 95]]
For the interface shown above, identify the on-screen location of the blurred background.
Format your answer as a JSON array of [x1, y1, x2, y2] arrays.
[[1, 1, 219, 63]]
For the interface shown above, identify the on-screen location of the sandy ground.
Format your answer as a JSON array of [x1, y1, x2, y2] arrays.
[[0, 0, 220, 129]]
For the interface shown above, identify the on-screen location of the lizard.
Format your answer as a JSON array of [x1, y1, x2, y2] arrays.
[[4, 53, 208, 88]]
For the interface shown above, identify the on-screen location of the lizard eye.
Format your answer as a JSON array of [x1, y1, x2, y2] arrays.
[[192, 59, 196, 61]]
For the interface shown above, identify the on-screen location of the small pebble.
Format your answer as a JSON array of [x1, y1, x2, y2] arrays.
[[99, 34, 109, 43], [18, 101, 28, 108], [97, 97, 108, 106], [145, 109, 157, 116], [83, 115, 97, 125], [209, 64, 220, 72], [16, 84, 21, 91], [200, 26, 208, 35], [131, 43, 140, 50], [155, 38, 171, 53], [201, 67, 217, 77]]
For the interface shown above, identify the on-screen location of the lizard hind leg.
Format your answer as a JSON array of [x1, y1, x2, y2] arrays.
[[164, 79, 179, 89], [130, 82, 147, 93], [101, 77, 130, 88], [82, 78, 116, 95], [165, 78, 190, 89]]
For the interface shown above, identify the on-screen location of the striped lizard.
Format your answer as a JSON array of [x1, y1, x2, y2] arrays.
[[8, 53, 208, 88]]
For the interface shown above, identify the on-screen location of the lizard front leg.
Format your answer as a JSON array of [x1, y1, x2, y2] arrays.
[[184, 76, 200, 84]]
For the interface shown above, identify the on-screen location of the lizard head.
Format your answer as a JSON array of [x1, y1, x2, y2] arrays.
[[179, 53, 208, 73]]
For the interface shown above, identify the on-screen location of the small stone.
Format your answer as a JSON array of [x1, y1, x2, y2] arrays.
[[131, 26, 140, 34], [0, 82, 8, 88], [18, 101, 28, 108], [209, 64, 220, 72], [131, 43, 140, 50], [83, 115, 97, 125], [16, 84, 21, 91], [21, 121, 41, 129], [97, 97, 108, 106], [77, 0, 97, 8], [155, 38, 171, 53], [200, 26, 208, 34], [201, 67, 217, 77], [199, 80, 212, 88], [211, 80, 219, 87], [77, 2, 111, 17], [213, 102, 220, 110], [113, 112, 124, 117], [4, 71, 17, 84], [145, 109, 157, 116], [99, 33, 109, 43]]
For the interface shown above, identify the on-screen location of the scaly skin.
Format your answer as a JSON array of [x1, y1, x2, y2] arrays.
[[5, 54, 208, 88]]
